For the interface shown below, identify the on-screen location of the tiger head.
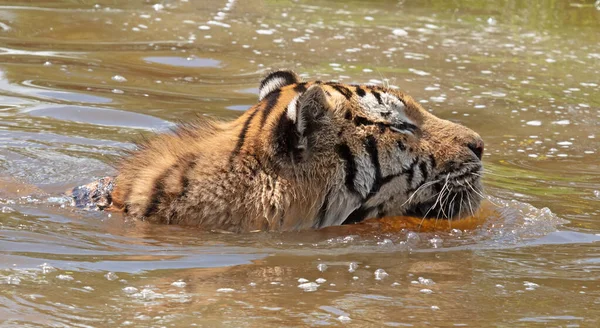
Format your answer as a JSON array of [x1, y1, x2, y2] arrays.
[[257, 70, 484, 228]]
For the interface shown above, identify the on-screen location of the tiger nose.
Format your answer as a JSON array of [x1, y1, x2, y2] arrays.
[[467, 139, 484, 160]]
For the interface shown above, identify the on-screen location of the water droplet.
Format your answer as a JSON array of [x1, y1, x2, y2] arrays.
[[317, 263, 328, 272]]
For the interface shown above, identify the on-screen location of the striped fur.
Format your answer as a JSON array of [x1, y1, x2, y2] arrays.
[[83, 70, 485, 232]]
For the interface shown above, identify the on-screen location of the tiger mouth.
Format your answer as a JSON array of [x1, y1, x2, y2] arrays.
[[404, 165, 484, 220]]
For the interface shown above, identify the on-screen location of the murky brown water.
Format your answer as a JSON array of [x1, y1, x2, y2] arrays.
[[1, 0, 599, 327]]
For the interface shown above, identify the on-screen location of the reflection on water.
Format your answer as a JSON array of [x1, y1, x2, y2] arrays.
[[0, 0, 599, 326], [144, 56, 221, 68]]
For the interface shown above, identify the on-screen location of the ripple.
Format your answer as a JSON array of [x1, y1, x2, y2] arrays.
[[144, 56, 221, 68], [23, 104, 174, 130]]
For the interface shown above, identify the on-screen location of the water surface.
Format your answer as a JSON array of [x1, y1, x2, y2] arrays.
[[1, 0, 599, 327]]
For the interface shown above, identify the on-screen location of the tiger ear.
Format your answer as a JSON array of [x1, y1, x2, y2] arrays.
[[258, 70, 300, 101], [274, 84, 331, 162]]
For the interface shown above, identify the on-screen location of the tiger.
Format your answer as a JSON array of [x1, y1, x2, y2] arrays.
[[69, 70, 485, 232]]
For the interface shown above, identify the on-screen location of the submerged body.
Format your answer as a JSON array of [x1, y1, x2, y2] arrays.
[[72, 71, 485, 232]]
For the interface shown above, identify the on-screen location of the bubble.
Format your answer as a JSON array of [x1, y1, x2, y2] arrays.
[[392, 28, 408, 37], [256, 29, 274, 35], [1, 206, 15, 213], [406, 231, 420, 244], [104, 272, 119, 281], [132, 288, 163, 300], [171, 281, 186, 288], [418, 277, 435, 285], [5, 276, 21, 285], [39, 263, 56, 274], [317, 263, 328, 272], [122, 286, 139, 294], [523, 281, 539, 290], [377, 238, 393, 246], [216, 288, 235, 293], [111, 75, 127, 82], [57, 274, 74, 281], [408, 68, 430, 76], [429, 236, 443, 248], [526, 120, 542, 126], [374, 269, 389, 280], [298, 282, 319, 292], [450, 229, 463, 236], [348, 262, 358, 273]]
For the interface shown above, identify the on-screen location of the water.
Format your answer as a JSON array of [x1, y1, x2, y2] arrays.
[[1, 0, 599, 326]]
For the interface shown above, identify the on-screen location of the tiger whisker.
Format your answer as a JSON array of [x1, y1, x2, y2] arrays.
[[466, 193, 475, 217], [419, 175, 449, 229], [401, 179, 441, 207]]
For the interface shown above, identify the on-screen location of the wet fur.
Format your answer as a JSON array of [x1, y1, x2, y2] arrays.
[[75, 70, 485, 232]]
